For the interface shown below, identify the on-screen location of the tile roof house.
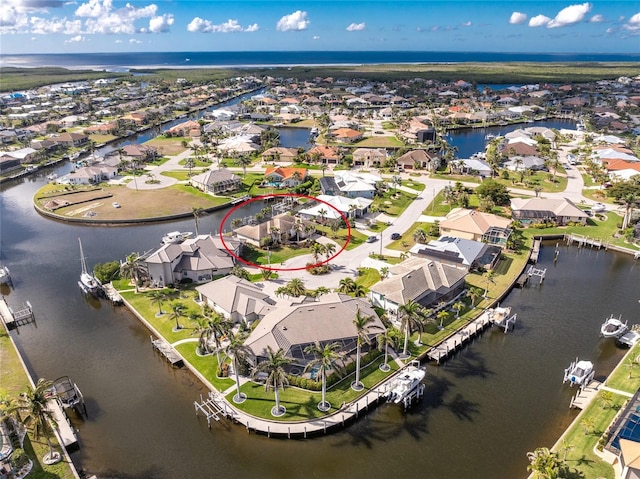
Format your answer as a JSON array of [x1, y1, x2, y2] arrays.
[[369, 257, 467, 316], [233, 213, 312, 247], [65, 164, 118, 185], [261, 147, 299, 163], [439, 208, 512, 247], [166, 120, 201, 138], [327, 127, 363, 144], [263, 167, 308, 188], [196, 276, 276, 325], [510, 198, 589, 225], [308, 145, 341, 164], [244, 293, 384, 366], [396, 149, 440, 171], [143, 234, 242, 287], [352, 148, 387, 168], [189, 168, 241, 195]]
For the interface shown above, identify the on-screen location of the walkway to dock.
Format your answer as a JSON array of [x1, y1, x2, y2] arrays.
[[425, 309, 494, 364], [569, 380, 602, 410]]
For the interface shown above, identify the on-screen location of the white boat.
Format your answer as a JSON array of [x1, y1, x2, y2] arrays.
[[601, 314, 628, 339], [0, 266, 11, 285], [161, 231, 192, 244], [47, 173, 58, 181], [386, 361, 426, 406], [52, 376, 87, 417], [563, 358, 595, 387], [78, 238, 102, 297], [488, 306, 516, 331]]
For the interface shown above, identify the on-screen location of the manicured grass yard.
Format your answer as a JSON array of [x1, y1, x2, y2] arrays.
[[146, 137, 190, 156]]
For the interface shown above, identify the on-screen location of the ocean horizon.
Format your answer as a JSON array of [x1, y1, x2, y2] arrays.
[[2, 50, 639, 71]]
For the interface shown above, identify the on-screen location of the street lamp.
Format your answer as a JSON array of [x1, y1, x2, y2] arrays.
[[379, 231, 383, 257]]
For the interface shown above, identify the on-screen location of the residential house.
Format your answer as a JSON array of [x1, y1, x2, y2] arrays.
[[453, 158, 492, 177], [327, 127, 363, 144], [510, 197, 589, 225], [263, 167, 308, 188], [0, 147, 37, 164], [144, 234, 242, 287], [195, 276, 276, 325], [166, 120, 201, 138], [333, 170, 381, 199], [234, 213, 312, 247], [299, 195, 373, 220], [261, 147, 299, 164], [244, 293, 384, 366], [439, 208, 512, 247], [308, 145, 341, 164], [352, 148, 387, 168], [409, 236, 501, 271], [369, 257, 467, 316], [503, 155, 546, 172], [396, 149, 440, 171], [190, 168, 241, 195], [65, 164, 118, 185]]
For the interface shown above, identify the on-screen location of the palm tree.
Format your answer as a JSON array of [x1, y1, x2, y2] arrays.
[[323, 242, 337, 261], [352, 284, 367, 298], [286, 278, 306, 297], [621, 193, 638, 230], [380, 267, 390, 279], [269, 226, 281, 245], [483, 269, 495, 298], [204, 312, 231, 372], [149, 290, 166, 317], [398, 299, 424, 359], [235, 155, 252, 176], [352, 308, 378, 391], [192, 207, 205, 236], [18, 378, 60, 464], [338, 277, 357, 294], [253, 346, 290, 416], [377, 328, 399, 372], [526, 447, 563, 479], [168, 302, 185, 331], [119, 252, 147, 292], [581, 416, 595, 434], [317, 208, 328, 227], [311, 242, 325, 263], [304, 342, 345, 411], [292, 221, 303, 243], [184, 157, 196, 177], [412, 228, 428, 244], [600, 390, 614, 409], [224, 330, 251, 404], [192, 315, 213, 355], [452, 301, 465, 318], [466, 286, 483, 307], [230, 264, 250, 280], [436, 310, 450, 330]]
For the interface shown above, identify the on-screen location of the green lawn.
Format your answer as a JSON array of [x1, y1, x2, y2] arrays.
[[176, 344, 235, 391], [374, 190, 417, 216], [355, 268, 382, 289], [493, 171, 568, 193], [242, 244, 315, 266], [316, 226, 368, 250], [386, 221, 438, 252], [582, 173, 598, 187], [605, 342, 640, 393], [161, 169, 207, 181], [179, 158, 212, 168], [402, 180, 426, 192], [422, 190, 453, 217]]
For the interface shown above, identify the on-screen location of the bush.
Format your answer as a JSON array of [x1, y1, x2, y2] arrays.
[[180, 278, 193, 284]]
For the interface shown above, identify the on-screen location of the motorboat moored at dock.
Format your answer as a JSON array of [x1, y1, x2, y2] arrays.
[[601, 314, 628, 339], [161, 231, 192, 244], [0, 265, 11, 285], [385, 361, 426, 409], [52, 376, 87, 418], [563, 358, 595, 387]]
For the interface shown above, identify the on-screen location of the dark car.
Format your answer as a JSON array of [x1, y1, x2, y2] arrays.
[[390, 233, 401, 240]]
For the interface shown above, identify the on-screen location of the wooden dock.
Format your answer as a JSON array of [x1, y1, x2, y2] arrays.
[[569, 380, 601, 410], [151, 337, 183, 367], [530, 238, 541, 263], [425, 310, 494, 364], [0, 297, 35, 330], [566, 233, 607, 250], [515, 272, 529, 288], [102, 283, 122, 304], [47, 398, 78, 451]]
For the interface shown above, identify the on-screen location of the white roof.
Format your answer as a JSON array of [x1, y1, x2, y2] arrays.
[[299, 195, 373, 218]]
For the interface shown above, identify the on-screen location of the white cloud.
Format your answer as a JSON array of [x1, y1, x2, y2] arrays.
[[462, 21, 472, 27], [509, 12, 527, 24], [64, 34, 85, 42], [623, 12, 640, 31], [529, 14, 551, 27], [276, 10, 309, 31], [129, 38, 141, 43], [589, 14, 604, 23], [74, 0, 110, 18], [547, 2, 591, 28], [114, 38, 122, 43], [312, 35, 320, 40], [186, 17, 257, 33], [147, 14, 173, 33], [346, 22, 365, 31]]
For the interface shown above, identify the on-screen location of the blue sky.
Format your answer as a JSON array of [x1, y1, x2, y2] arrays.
[[1, 1, 639, 54]]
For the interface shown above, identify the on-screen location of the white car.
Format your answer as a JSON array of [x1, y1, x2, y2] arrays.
[[112, 202, 121, 208], [591, 203, 606, 212]]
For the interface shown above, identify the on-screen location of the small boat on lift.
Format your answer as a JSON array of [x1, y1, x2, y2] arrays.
[[600, 314, 628, 339], [386, 361, 426, 408], [51, 376, 87, 418], [563, 358, 595, 387], [161, 231, 192, 244]]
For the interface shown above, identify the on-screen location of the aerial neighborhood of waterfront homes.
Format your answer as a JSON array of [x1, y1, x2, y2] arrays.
[[2, 70, 640, 476]]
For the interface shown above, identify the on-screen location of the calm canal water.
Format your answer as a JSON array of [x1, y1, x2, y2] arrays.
[[1, 121, 637, 479]]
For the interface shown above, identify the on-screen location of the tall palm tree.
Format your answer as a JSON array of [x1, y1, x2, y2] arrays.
[[19, 378, 60, 464], [149, 290, 166, 316], [352, 308, 378, 391], [466, 286, 483, 307], [452, 301, 465, 318], [311, 242, 325, 263], [224, 330, 251, 404], [119, 252, 147, 293], [352, 284, 367, 298], [314, 286, 330, 297], [168, 302, 185, 331], [204, 312, 231, 372], [286, 278, 306, 297], [317, 208, 328, 227], [253, 346, 290, 416], [192, 207, 205, 236], [304, 342, 345, 411], [235, 155, 252, 176], [483, 269, 495, 298], [192, 316, 213, 354], [398, 299, 424, 359], [323, 242, 337, 261], [292, 221, 303, 243], [377, 328, 399, 372], [526, 447, 564, 479], [184, 157, 196, 177], [436, 310, 450, 330]]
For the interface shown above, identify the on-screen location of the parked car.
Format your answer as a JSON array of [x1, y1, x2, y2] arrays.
[[366, 236, 378, 243], [112, 202, 121, 208], [592, 203, 606, 213], [390, 233, 401, 240]]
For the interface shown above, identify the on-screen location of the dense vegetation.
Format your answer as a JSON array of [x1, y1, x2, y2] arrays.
[[3, 62, 640, 93]]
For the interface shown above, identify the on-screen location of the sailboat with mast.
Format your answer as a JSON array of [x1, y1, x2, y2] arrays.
[[78, 238, 103, 297]]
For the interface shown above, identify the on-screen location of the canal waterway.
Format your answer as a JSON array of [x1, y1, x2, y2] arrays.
[[2, 118, 637, 479]]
